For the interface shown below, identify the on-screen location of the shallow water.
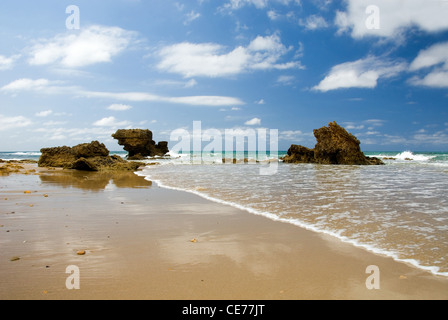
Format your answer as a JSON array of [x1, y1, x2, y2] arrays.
[[138, 151, 448, 277]]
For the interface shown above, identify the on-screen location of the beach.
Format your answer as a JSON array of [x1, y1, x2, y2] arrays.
[[1, 162, 448, 300]]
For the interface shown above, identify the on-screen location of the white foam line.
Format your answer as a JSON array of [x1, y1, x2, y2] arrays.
[[135, 169, 448, 278]]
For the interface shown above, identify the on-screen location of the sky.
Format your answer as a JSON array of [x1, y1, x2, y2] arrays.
[[0, 0, 448, 152]]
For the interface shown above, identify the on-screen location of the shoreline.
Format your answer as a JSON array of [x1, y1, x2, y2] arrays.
[[1, 163, 448, 300], [142, 173, 448, 279]]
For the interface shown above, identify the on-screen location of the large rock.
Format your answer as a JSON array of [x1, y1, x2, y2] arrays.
[[283, 122, 384, 165], [112, 129, 169, 159], [39, 141, 144, 171]]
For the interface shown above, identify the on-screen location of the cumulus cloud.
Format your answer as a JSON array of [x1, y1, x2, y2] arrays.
[[93, 116, 131, 127], [28, 25, 137, 68], [245, 117, 261, 126], [0, 54, 20, 70], [336, 0, 448, 39], [107, 104, 133, 111], [409, 41, 448, 88], [157, 34, 303, 78], [313, 55, 407, 92], [299, 15, 329, 30]]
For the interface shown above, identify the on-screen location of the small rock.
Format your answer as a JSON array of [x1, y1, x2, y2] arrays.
[[43, 194, 49, 198], [399, 275, 408, 280], [10, 256, 20, 262], [76, 250, 86, 256], [190, 238, 198, 243], [24, 191, 31, 194]]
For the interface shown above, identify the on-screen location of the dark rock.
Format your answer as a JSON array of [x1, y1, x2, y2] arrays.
[[38, 146, 76, 168], [112, 129, 169, 158], [72, 141, 109, 158], [71, 158, 97, 171], [39, 141, 145, 171], [283, 122, 384, 165], [286, 145, 315, 163]]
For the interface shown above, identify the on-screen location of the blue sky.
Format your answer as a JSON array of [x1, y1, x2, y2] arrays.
[[0, 0, 448, 151]]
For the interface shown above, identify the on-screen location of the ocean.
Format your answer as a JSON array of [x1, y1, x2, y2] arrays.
[[2, 150, 448, 277]]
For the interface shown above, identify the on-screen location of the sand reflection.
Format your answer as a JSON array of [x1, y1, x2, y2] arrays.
[[39, 170, 152, 191]]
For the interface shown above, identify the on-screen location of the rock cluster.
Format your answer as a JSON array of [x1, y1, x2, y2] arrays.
[[283, 122, 384, 165], [38, 141, 144, 171], [112, 129, 169, 160]]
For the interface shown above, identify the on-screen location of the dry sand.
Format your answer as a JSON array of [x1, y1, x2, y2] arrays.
[[1, 163, 448, 300]]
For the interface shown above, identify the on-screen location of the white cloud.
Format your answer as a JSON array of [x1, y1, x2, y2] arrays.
[[185, 79, 198, 88], [280, 130, 306, 141], [1, 78, 244, 107], [35, 110, 53, 117], [221, 0, 301, 11], [409, 42, 448, 88], [365, 119, 385, 127], [93, 116, 131, 127], [0, 54, 20, 70], [107, 104, 133, 111], [0, 78, 78, 96], [245, 117, 261, 126], [300, 15, 329, 30], [0, 114, 32, 131], [313, 56, 407, 92], [43, 121, 67, 126], [410, 42, 448, 71], [267, 10, 280, 20], [1, 78, 51, 92], [153, 78, 198, 88], [409, 71, 448, 89], [28, 25, 137, 68], [222, 0, 269, 10], [277, 75, 295, 85], [184, 10, 201, 25], [157, 34, 303, 78], [344, 123, 365, 130], [175, 2, 185, 11], [336, 0, 448, 39], [343, 120, 385, 133], [412, 131, 448, 145], [255, 99, 265, 105], [34, 126, 118, 144]]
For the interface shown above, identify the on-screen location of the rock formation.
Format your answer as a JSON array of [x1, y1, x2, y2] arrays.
[[39, 141, 144, 171], [283, 122, 384, 165], [112, 129, 169, 160]]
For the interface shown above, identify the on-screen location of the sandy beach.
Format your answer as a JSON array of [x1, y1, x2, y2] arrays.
[[1, 163, 448, 300]]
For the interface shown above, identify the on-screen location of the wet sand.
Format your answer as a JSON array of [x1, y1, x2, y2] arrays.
[[1, 164, 448, 300]]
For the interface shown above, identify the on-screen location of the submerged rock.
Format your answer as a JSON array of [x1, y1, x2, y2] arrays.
[[112, 129, 169, 159], [39, 141, 144, 172], [283, 121, 384, 165]]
